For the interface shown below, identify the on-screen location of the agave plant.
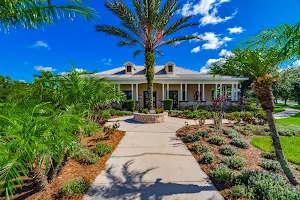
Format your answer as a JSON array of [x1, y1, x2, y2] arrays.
[[0, 0, 97, 32], [96, 0, 199, 109]]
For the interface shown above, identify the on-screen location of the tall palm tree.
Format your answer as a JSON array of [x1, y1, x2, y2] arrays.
[[96, 0, 199, 109], [211, 48, 299, 185], [0, 0, 97, 32]]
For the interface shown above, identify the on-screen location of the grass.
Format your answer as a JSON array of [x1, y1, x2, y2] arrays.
[[274, 107, 285, 113], [276, 113, 300, 126], [290, 105, 300, 110], [251, 136, 300, 165], [274, 103, 300, 110]]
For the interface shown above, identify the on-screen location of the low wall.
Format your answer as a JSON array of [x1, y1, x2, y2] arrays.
[[134, 112, 168, 123]]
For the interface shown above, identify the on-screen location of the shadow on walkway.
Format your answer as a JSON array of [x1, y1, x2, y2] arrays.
[[86, 160, 215, 200]]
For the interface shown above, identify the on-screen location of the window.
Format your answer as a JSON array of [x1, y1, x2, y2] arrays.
[[124, 91, 132, 100], [182, 91, 186, 101], [126, 65, 132, 73], [168, 65, 173, 72]]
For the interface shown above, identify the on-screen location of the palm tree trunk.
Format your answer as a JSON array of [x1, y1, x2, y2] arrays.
[[145, 50, 155, 110], [265, 110, 299, 185]]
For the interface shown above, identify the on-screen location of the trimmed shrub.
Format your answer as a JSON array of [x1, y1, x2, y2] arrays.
[[235, 171, 300, 199], [219, 146, 237, 156], [126, 100, 136, 112], [231, 138, 248, 149], [93, 142, 113, 157], [261, 152, 276, 160], [203, 151, 216, 164], [222, 156, 245, 170], [192, 142, 209, 154], [261, 160, 281, 172], [277, 124, 300, 136], [209, 135, 227, 146], [210, 164, 235, 184], [62, 177, 88, 195], [73, 145, 99, 164], [231, 185, 247, 197], [164, 99, 173, 110]]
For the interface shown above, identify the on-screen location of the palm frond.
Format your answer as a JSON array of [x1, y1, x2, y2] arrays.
[[133, 49, 142, 58], [156, 35, 200, 48]]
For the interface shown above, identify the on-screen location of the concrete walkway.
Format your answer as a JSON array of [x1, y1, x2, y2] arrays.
[[85, 116, 223, 200], [274, 108, 300, 119]]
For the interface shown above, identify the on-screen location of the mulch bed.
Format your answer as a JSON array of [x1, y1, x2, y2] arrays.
[[10, 129, 125, 200], [176, 124, 300, 199]]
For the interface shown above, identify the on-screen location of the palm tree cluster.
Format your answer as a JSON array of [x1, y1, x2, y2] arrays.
[[96, 0, 199, 109]]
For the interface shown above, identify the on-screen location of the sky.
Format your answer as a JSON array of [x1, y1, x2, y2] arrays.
[[1, 0, 300, 82]]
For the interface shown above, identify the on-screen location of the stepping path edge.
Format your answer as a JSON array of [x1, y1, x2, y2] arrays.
[[84, 116, 224, 200]]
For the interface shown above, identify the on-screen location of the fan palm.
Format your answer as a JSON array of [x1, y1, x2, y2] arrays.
[[245, 22, 300, 59], [211, 48, 299, 185], [96, 0, 199, 109], [0, 0, 97, 32]]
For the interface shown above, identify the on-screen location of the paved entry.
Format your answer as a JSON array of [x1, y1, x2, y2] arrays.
[[84, 116, 223, 200]]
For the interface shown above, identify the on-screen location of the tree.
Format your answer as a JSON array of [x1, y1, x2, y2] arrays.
[[0, 0, 96, 32], [292, 83, 300, 105], [211, 48, 299, 185], [96, 0, 199, 109]]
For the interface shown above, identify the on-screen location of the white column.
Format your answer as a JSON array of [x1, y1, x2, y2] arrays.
[[231, 84, 234, 101], [225, 86, 228, 100], [162, 84, 165, 101], [118, 84, 121, 101], [202, 84, 205, 101], [185, 84, 188, 101], [166, 84, 169, 99], [236, 83, 239, 101], [198, 83, 201, 101], [180, 84, 183, 101], [131, 84, 134, 100], [215, 84, 218, 99], [136, 83, 139, 101], [220, 84, 223, 98]]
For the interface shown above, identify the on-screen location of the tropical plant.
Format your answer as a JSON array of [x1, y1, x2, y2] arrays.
[[96, 0, 199, 109], [0, 0, 96, 32], [211, 48, 299, 185]]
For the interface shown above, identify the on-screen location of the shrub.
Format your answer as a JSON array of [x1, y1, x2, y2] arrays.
[[261, 152, 276, 160], [62, 177, 88, 195], [139, 107, 149, 114], [261, 160, 281, 172], [210, 164, 235, 184], [228, 131, 241, 139], [277, 124, 300, 136], [231, 138, 248, 149], [224, 129, 237, 135], [196, 130, 209, 138], [219, 146, 237, 156], [222, 156, 245, 170], [203, 151, 216, 164], [209, 135, 227, 146], [73, 146, 99, 164], [231, 185, 247, 197], [183, 133, 202, 143], [126, 100, 136, 112], [164, 99, 173, 110], [235, 171, 300, 199], [191, 142, 209, 154], [93, 142, 113, 157], [155, 108, 164, 114], [82, 121, 101, 136]]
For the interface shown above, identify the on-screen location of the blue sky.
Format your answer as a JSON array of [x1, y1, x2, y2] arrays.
[[1, 0, 300, 82]]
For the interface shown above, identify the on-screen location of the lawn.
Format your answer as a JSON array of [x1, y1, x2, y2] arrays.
[[274, 107, 285, 113], [276, 113, 300, 126], [251, 136, 300, 165], [274, 103, 300, 110]]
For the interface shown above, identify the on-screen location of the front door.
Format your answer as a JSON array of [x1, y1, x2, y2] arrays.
[[143, 91, 157, 108], [169, 91, 178, 108]]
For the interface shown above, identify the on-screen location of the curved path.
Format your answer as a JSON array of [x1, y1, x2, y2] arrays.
[[274, 108, 300, 119], [84, 116, 223, 200]]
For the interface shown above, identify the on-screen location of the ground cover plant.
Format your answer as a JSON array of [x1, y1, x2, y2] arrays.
[[251, 136, 300, 165]]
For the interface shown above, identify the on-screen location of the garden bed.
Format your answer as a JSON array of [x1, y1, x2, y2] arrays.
[[10, 129, 125, 200], [176, 124, 300, 199], [134, 112, 168, 123]]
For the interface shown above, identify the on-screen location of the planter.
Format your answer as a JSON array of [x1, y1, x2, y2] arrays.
[[134, 112, 168, 123]]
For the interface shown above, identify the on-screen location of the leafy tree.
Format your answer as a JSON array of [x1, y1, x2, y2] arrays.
[[292, 83, 300, 105], [211, 48, 299, 185], [0, 0, 97, 32], [96, 0, 199, 109]]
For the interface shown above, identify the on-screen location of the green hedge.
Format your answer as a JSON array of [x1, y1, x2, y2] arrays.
[[126, 100, 136, 112], [164, 99, 173, 110]]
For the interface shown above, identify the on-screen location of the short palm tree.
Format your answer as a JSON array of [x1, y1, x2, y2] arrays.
[[211, 48, 299, 185], [0, 0, 97, 31], [96, 0, 199, 109]]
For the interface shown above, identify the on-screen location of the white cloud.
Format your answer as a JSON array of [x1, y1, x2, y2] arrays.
[[19, 80, 26, 83], [180, 0, 237, 26], [219, 49, 234, 57], [200, 58, 226, 74], [28, 41, 50, 50], [228, 26, 244, 34], [292, 60, 300, 67], [61, 68, 87, 75], [101, 58, 112, 65], [198, 32, 233, 50], [191, 46, 201, 53], [34, 66, 56, 72]]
